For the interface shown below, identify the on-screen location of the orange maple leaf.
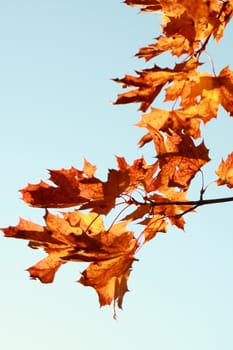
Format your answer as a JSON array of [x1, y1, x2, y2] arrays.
[[136, 13, 197, 60], [3, 211, 138, 315], [79, 255, 135, 317], [216, 152, 233, 188], [116, 156, 159, 192], [80, 169, 130, 214], [140, 214, 168, 241], [149, 188, 191, 229], [165, 67, 233, 115], [21, 160, 130, 214], [113, 68, 166, 112], [148, 128, 210, 189], [114, 58, 199, 112], [125, 0, 223, 21], [21, 166, 94, 208], [136, 108, 202, 143]]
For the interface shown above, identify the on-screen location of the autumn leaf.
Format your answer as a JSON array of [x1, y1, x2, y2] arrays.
[[21, 166, 94, 208], [165, 67, 233, 115], [136, 13, 197, 60], [21, 157, 161, 215], [21, 160, 130, 214], [125, 0, 223, 24], [149, 189, 192, 229], [124, 0, 161, 13], [114, 58, 200, 112], [216, 152, 233, 188], [80, 168, 130, 214], [218, 66, 233, 115], [27, 253, 65, 284], [113, 68, 166, 112], [3, 211, 138, 314], [78, 220, 138, 316], [211, 1, 233, 41], [146, 127, 210, 189], [115, 156, 159, 192], [137, 34, 193, 59], [3, 217, 62, 247], [79, 255, 135, 317], [82, 158, 97, 178], [140, 215, 168, 242], [136, 107, 202, 141]]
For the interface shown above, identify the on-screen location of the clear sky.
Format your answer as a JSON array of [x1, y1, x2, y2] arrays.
[[0, 1, 233, 349]]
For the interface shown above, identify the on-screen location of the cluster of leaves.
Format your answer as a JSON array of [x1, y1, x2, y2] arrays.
[[2, 0, 233, 317]]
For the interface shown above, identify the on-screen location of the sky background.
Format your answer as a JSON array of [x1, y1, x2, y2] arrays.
[[0, 1, 233, 349]]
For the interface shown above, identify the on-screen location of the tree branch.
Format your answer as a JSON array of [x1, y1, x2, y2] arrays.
[[132, 196, 233, 208]]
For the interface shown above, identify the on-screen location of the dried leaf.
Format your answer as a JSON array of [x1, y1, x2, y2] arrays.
[[82, 158, 97, 178], [2, 211, 138, 314], [113, 65, 175, 111], [216, 152, 233, 188], [149, 128, 210, 189], [141, 215, 168, 242], [79, 255, 135, 314], [136, 107, 202, 140]]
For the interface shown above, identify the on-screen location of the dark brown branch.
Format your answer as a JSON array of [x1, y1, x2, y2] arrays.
[[132, 196, 233, 208]]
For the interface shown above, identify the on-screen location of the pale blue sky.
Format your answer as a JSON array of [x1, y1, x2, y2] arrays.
[[1, 1, 233, 349]]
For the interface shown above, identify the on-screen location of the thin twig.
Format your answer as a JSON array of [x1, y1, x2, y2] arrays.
[[84, 213, 101, 234], [107, 203, 131, 232]]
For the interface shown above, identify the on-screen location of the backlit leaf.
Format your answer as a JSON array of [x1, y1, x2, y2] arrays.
[[216, 152, 233, 188]]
